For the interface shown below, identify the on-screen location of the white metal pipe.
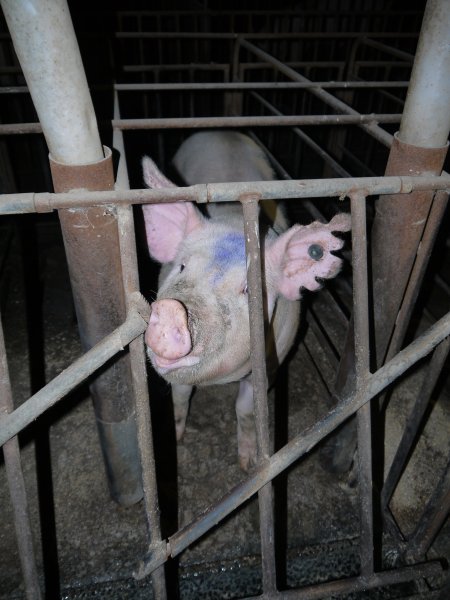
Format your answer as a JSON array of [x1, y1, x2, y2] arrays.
[[1, 0, 103, 164], [399, 0, 450, 148]]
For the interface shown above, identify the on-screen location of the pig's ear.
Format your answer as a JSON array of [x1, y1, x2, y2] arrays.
[[267, 213, 351, 301], [141, 156, 204, 263]]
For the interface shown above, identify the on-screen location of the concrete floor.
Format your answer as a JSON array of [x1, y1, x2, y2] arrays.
[[0, 217, 449, 599]]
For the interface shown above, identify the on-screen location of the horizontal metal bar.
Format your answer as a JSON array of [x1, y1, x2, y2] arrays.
[[0, 299, 149, 448], [136, 310, 450, 576], [114, 81, 409, 92], [241, 561, 442, 599], [0, 114, 401, 137], [115, 31, 419, 40], [2, 175, 449, 215], [112, 113, 401, 131]]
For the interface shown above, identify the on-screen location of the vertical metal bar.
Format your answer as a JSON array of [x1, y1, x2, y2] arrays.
[[350, 192, 374, 576], [241, 196, 277, 594], [114, 92, 167, 599], [0, 316, 42, 600], [382, 336, 450, 510], [1, 0, 143, 504]]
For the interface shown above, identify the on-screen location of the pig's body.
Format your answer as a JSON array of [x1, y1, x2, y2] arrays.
[[142, 131, 350, 470]]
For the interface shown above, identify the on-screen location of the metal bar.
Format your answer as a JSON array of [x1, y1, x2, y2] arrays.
[[2, 174, 449, 214], [360, 37, 414, 62], [136, 310, 450, 577], [350, 192, 373, 576], [382, 336, 450, 510], [384, 189, 449, 364], [113, 95, 167, 598], [0, 316, 42, 600], [115, 31, 419, 40], [239, 561, 442, 599], [110, 113, 402, 131], [114, 81, 410, 91], [0, 305, 148, 448], [242, 197, 277, 594], [399, 0, 450, 148], [238, 38, 394, 147], [0, 114, 402, 137], [406, 456, 450, 562], [251, 92, 351, 177], [0, 0, 103, 164]]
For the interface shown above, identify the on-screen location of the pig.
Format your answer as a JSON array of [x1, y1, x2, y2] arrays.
[[142, 131, 350, 471]]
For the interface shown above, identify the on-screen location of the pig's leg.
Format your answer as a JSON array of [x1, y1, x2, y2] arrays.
[[236, 376, 257, 472], [172, 384, 193, 441]]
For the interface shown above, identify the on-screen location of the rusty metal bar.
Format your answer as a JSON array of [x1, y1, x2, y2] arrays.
[[0, 315, 42, 600], [239, 560, 442, 599], [114, 92, 167, 598], [350, 192, 373, 576], [242, 197, 277, 593], [0, 304, 148, 448], [2, 174, 449, 215], [382, 336, 450, 511], [238, 38, 394, 147], [136, 310, 450, 577]]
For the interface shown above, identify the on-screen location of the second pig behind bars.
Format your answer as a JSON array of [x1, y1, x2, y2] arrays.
[[142, 131, 350, 471]]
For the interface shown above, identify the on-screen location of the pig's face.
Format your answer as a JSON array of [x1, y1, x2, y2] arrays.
[[146, 222, 252, 386]]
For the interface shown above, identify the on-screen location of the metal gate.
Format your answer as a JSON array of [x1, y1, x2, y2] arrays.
[[0, 1, 449, 598]]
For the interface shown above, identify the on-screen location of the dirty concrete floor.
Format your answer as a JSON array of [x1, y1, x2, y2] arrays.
[[0, 217, 449, 599]]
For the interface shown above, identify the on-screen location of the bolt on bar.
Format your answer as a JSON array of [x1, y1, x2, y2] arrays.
[[0, 316, 42, 600], [242, 197, 277, 593], [350, 192, 374, 576], [137, 309, 450, 578], [0, 305, 149, 448]]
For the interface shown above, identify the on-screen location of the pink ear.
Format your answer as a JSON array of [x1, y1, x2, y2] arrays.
[[141, 156, 204, 263], [267, 213, 351, 301]]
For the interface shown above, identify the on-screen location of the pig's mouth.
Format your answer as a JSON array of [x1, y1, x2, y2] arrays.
[[145, 298, 201, 375]]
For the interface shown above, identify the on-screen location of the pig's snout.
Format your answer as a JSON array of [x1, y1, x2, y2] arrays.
[[145, 299, 192, 360]]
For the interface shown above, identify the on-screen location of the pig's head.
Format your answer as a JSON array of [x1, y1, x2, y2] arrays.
[[141, 156, 351, 387]]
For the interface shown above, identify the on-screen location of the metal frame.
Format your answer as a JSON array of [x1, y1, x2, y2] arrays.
[[1, 4, 449, 600]]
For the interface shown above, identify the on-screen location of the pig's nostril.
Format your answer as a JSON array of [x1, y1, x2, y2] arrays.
[[308, 244, 324, 261]]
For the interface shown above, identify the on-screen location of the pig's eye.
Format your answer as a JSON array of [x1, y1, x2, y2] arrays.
[[179, 263, 186, 273], [241, 283, 248, 295]]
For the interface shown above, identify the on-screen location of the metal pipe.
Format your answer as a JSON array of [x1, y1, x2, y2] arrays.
[[116, 31, 418, 40], [369, 0, 450, 365], [0, 0, 102, 164], [0, 305, 148, 448], [242, 197, 277, 593], [136, 310, 450, 577], [1, 174, 449, 215], [399, 0, 450, 148], [0, 316, 42, 600], [1, 0, 144, 505]]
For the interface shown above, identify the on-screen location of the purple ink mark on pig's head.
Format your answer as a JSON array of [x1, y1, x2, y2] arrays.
[[210, 232, 246, 284]]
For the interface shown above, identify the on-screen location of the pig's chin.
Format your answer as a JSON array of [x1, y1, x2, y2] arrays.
[[150, 352, 200, 375]]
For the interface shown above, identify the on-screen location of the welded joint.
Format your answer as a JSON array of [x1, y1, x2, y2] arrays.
[[133, 540, 170, 581]]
